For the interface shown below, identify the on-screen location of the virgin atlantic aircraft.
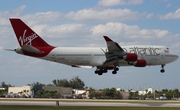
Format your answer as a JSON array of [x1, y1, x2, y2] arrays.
[[7, 18, 179, 75]]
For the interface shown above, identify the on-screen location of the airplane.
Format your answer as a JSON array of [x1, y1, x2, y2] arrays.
[[7, 18, 179, 75]]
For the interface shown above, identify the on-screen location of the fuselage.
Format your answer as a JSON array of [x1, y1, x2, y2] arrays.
[[34, 45, 178, 67]]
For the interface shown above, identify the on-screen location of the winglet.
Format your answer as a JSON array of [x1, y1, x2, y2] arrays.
[[103, 36, 112, 42]]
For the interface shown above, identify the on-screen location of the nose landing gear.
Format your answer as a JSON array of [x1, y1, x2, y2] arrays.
[[160, 64, 165, 73]]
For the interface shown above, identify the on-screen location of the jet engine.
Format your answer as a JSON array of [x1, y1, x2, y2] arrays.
[[133, 59, 146, 67], [123, 53, 138, 62]]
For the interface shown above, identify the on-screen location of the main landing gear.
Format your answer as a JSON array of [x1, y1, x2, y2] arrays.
[[160, 64, 165, 73], [95, 66, 119, 75], [112, 67, 119, 74], [94, 68, 105, 75]]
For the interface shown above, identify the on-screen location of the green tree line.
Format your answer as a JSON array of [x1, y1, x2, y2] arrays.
[[89, 88, 122, 99], [27, 76, 85, 89], [52, 76, 85, 89]]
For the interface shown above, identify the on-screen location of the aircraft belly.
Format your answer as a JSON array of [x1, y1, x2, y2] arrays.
[[89, 56, 105, 66], [58, 56, 89, 65], [118, 60, 129, 66]]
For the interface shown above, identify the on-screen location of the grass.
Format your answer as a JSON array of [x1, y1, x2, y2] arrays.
[[0, 106, 180, 110]]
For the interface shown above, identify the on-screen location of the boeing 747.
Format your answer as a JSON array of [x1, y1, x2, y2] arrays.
[[7, 18, 179, 75]]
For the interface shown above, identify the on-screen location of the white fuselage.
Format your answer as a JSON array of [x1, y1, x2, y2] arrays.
[[39, 45, 178, 67]]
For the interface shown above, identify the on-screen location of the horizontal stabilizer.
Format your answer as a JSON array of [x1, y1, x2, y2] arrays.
[[21, 45, 44, 54], [4, 49, 16, 51]]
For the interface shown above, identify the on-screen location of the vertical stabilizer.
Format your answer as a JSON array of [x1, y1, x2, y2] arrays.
[[9, 18, 50, 47]]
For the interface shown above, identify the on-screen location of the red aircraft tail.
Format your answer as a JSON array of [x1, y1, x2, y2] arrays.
[[9, 18, 50, 47]]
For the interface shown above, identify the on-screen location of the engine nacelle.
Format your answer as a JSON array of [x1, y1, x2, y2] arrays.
[[104, 66, 114, 70], [134, 59, 146, 67], [123, 53, 138, 62]]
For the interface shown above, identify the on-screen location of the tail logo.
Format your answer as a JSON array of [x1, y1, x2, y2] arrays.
[[19, 30, 38, 46]]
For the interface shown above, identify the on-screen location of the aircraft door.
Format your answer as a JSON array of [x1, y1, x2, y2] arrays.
[[51, 52, 56, 62]]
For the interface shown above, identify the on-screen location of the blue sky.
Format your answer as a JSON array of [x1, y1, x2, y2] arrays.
[[0, 0, 180, 90]]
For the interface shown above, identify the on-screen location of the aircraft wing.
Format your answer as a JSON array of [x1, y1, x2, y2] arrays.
[[95, 36, 130, 75], [103, 36, 124, 53], [102, 36, 126, 67]]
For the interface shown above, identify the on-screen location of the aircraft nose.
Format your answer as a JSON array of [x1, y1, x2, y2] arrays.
[[173, 54, 179, 62], [175, 54, 179, 60]]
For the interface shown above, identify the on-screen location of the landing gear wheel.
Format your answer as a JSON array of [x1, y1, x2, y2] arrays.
[[97, 69, 103, 75], [95, 68, 104, 75], [98, 72, 103, 75], [95, 71, 99, 74], [112, 66, 119, 74], [112, 71, 117, 74], [160, 64, 165, 73], [115, 68, 119, 71], [103, 70, 108, 73], [160, 69, 165, 73]]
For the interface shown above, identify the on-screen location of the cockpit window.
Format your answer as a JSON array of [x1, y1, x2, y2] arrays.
[[166, 48, 169, 50]]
